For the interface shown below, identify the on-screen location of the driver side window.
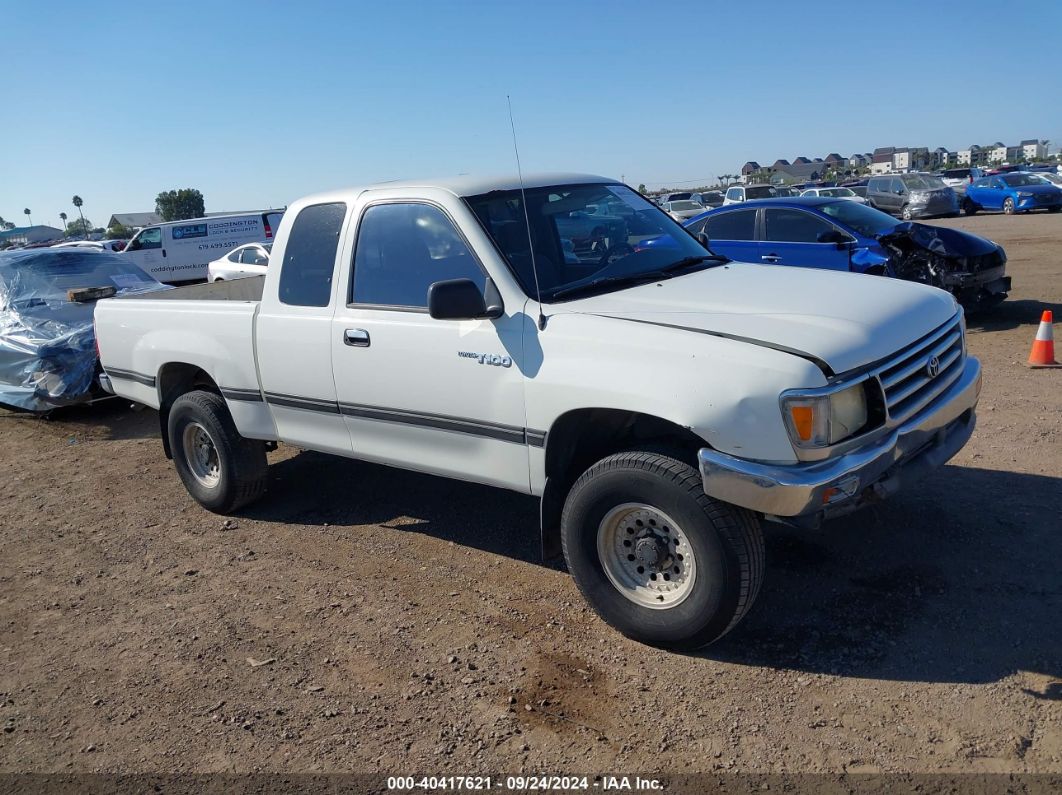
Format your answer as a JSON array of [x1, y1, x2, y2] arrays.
[[129, 227, 162, 251], [351, 203, 485, 309]]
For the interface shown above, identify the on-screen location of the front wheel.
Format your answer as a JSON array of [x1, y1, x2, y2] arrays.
[[901, 205, 913, 220], [1003, 197, 1015, 215], [168, 390, 268, 513], [561, 451, 764, 650]]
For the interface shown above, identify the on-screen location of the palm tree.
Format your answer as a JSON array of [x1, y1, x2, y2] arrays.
[[59, 212, 68, 231], [24, 208, 32, 226], [72, 195, 85, 236]]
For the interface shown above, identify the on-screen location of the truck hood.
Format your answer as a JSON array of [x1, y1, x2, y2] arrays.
[[556, 264, 957, 375]]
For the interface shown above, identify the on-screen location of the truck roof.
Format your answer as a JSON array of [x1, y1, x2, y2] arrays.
[[297, 173, 617, 205]]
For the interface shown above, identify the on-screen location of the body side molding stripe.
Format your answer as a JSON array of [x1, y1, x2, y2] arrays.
[[262, 393, 549, 446], [105, 367, 156, 387], [221, 387, 265, 403]]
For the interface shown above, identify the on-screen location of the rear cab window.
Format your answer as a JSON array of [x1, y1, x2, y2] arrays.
[[278, 202, 347, 307]]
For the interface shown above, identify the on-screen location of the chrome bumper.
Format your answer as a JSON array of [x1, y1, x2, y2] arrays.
[[98, 372, 114, 394], [698, 356, 982, 522]]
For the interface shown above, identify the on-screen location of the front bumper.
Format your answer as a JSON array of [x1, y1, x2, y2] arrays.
[[698, 356, 982, 524]]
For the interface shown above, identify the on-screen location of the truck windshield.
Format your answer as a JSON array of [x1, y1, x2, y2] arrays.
[[465, 183, 717, 302]]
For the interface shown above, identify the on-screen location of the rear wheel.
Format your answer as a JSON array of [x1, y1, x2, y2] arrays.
[[963, 198, 979, 216], [561, 451, 764, 650], [1048, 205, 1061, 213], [1003, 197, 1015, 215], [168, 390, 267, 513]]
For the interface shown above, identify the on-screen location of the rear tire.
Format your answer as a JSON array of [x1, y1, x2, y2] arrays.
[[1048, 205, 1061, 213], [561, 451, 764, 650], [168, 390, 267, 513], [963, 199, 978, 216]]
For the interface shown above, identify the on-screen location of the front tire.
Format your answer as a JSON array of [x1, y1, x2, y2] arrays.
[[1003, 197, 1015, 215], [901, 204, 913, 220], [168, 390, 268, 513], [561, 451, 764, 650]]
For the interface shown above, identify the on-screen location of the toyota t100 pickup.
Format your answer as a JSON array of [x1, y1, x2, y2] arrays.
[[94, 174, 982, 650]]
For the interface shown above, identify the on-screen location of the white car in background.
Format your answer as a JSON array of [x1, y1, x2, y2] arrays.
[[663, 200, 706, 221], [207, 242, 272, 282], [800, 187, 867, 204]]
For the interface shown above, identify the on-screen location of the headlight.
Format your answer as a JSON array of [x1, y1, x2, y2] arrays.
[[910, 191, 928, 202], [781, 382, 869, 449], [1017, 191, 1034, 198]]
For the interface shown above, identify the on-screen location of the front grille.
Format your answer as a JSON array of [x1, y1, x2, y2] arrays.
[[874, 315, 964, 424]]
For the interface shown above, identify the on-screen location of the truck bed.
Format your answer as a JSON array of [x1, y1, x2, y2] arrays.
[[123, 276, 264, 302]]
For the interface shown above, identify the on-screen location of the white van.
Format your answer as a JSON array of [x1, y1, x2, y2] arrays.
[[120, 211, 284, 283]]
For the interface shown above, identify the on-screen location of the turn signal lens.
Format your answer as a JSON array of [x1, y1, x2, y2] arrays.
[[781, 382, 869, 450], [790, 406, 815, 441]]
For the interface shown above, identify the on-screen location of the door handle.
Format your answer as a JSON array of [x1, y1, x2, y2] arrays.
[[343, 328, 370, 347], [761, 254, 782, 263]]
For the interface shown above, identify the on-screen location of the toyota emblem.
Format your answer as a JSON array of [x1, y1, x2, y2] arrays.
[[925, 355, 941, 378]]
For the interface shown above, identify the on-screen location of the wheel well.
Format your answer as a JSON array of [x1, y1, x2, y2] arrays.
[[539, 409, 706, 559], [156, 363, 220, 459]]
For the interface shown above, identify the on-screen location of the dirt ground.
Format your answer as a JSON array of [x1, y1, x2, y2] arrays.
[[0, 212, 1059, 780]]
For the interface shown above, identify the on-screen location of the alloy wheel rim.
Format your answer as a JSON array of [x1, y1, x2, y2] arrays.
[[597, 503, 696, 609]]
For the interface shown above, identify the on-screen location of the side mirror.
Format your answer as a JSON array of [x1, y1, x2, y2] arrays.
[[428, 278, 503, 321], [254, 256, 268, 266], [816, 229, 846, 244], [696, 232, 711, 250]]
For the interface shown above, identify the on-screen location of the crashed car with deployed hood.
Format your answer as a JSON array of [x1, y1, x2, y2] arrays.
[[0, 248, 167, 413], [675, 198, 1009, 311]]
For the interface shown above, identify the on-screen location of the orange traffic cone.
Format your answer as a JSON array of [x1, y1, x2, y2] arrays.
[[1027, 310, 1061, 368]]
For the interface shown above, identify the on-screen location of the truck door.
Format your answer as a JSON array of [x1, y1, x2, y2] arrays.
[[255, 201, 353, 456], [330, 196, 529, 492]]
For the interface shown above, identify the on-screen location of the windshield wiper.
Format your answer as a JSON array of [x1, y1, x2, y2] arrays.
[[549, 256, 724, 301], [660, 254, 727, 271], [549, 271, 670, 301]]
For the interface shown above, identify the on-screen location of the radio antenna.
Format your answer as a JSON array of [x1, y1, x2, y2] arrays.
[[507, 95, 546, 331]]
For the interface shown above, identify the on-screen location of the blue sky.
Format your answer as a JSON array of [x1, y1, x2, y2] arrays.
[[2, 0, 1060, 227]]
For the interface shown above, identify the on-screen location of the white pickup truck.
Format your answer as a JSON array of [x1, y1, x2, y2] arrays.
[[94, 174, 982, 650]]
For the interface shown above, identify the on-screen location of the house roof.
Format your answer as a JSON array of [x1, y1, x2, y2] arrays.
[[824, 153, 844, 162], [793, 157, 811, 164], [108, 212, 163, 228], [0, 225, 64, 240], [1020, 139, 1039, 146], [772, 159, 790, 167]]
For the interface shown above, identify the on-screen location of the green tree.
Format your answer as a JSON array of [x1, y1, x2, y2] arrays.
[[59, 212, 68, 230], [155, 188, 205, 222], [637, 183, 647, 194], [72, 195, 86, 232], [24, 208, 32, 226], [64, 217, 94, 237], [106, 223, 134, 239]]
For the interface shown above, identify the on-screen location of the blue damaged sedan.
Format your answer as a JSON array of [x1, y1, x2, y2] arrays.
[[962, 172, 1062, 215], [665, 198, 1010, 311]]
